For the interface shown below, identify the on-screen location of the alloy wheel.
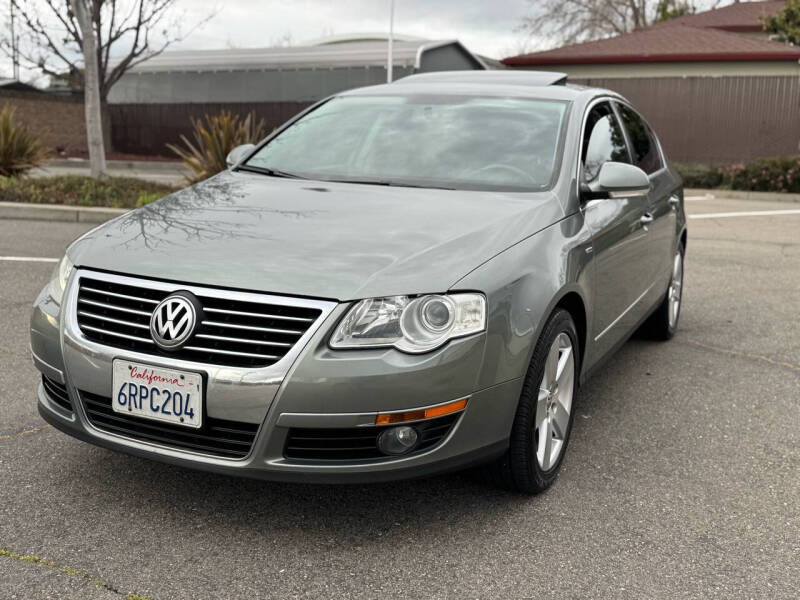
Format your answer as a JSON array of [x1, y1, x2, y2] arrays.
[[668, 251, 683, 329], [535, 332, 575, 471]]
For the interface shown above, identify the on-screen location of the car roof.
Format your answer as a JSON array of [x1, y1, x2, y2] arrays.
[[339, 70, 619, 103]]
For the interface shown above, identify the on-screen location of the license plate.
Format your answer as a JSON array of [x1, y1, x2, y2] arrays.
[[112, 360, 203, 428]]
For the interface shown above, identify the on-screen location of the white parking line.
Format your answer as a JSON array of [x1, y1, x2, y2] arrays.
[[689, 209, 800, 220], [0, 256, 59, 263], [684, 195, 714, 201]]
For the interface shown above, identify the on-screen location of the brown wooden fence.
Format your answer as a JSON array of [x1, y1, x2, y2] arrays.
[[110, 76, 800, 164], [109, 101, 312, 157], [574, 75, 800, 164]]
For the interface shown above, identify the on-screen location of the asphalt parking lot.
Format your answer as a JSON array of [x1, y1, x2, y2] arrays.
[[1, 197, 798, 599]]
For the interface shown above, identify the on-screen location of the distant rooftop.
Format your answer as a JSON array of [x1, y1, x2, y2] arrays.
[[0, 78, 42, 92], [116, 36, 485, 73], [503, 1, 799, 66], [504, 24, 800, 66], [653, 0, 785, 32]]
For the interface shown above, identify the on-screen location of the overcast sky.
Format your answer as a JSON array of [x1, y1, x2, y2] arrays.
[[1, 0, 542, 82], [171, 0, 535, 60]]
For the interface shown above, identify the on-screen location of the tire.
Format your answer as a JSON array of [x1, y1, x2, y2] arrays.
[[480, 309, 580, 494], [642, 241, 685, 341]]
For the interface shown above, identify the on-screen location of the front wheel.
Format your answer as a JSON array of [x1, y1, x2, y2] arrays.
[[481, 309, 580, 494]]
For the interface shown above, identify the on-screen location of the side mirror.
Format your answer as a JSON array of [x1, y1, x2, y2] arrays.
[[583, 162, 650, 200], [226, 143, 255, 168]]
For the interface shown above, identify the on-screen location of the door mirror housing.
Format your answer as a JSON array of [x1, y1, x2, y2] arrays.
[[226, 144, 256, 168], [582, 161, 650, 201]]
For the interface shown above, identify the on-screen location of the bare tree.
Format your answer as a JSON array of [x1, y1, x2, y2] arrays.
[[3, 0, 212, 177], [70, 0, 106, 177], [518, 0, 729, 47]]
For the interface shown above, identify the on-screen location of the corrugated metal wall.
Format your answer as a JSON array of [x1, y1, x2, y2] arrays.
[[109, 66, 414, 104], [110, 75, 800, 162], [109, 101, 314, 156], [575, 76, 800, 164]]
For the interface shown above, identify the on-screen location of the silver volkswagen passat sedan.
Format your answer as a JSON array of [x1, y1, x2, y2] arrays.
[[31, 71, 685, 493]]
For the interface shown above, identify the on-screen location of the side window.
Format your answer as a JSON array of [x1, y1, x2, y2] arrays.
[[616, 103, 662, 175], [582, 102, 629, 183]]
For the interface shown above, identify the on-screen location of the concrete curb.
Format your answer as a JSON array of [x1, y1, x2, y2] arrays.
[[0, 202, 128, 224], [47, 158, 183, 171], [685, 188, 800, 203]]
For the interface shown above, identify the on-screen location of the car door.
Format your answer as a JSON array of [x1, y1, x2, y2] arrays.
[[614, 102, 676, 304], [580, 100, 654, 358]]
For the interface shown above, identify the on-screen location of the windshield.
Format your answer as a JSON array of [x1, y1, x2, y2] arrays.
[[244, 95, 569, 192]]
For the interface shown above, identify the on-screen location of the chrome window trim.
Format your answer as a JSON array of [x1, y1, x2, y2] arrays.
[[576, 94, 668, 205], [575, 95, 623, 203], [612, 98, 668, 176]]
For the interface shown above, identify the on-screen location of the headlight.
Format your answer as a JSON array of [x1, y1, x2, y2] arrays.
[[47, 255, 73, 305], [330, 293, 486, 353]]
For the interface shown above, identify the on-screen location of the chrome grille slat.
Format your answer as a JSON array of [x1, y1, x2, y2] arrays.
[[80, 323, 155, 344], [183, 346, 279, 360], [201, 320, 303, 336], [194, 333, 292, 348], [78, 310, 150, 330], [78, 298, 152, 317], [202, 306, 314, 323], [81, 286, 160, 305], [76, 275, 323, 368]]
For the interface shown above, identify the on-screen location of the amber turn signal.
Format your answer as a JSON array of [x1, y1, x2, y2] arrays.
[[375, 398, 468, 425]]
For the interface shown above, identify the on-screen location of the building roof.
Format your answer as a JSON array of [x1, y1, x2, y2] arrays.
[[117, 39, 484, 73], [654, 0, 785, 32], [0, 78, 42, 92], [502, 1, 800, 66], [305, 33, 427, 45], [503, 23, 800, 66]]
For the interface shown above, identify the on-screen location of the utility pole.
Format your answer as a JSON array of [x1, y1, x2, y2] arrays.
[[387, 0, 394, 83]]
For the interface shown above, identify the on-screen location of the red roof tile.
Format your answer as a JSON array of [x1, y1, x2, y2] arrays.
[[656, 0, 785, 31], [502, 24, 800, 66]]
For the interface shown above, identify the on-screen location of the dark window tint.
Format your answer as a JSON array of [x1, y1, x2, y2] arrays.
[[616, 103, 662, 175], [582, 102, 629, 183]]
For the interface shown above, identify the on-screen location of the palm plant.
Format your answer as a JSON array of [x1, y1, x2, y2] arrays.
[[168, 110, 267, 183], [0, 104, 49, 177]]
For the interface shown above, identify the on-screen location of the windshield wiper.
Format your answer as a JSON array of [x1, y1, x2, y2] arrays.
[[324, 178, 455, 191], [237, 164, 306, 179]]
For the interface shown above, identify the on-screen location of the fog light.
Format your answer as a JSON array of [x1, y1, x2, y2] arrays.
[[377, 426, 419, 455]]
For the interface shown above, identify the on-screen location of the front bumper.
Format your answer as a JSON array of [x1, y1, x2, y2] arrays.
[[31, 270, 521, 483]]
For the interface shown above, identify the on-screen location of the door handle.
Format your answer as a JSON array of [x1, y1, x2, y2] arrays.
[[668, 195, 680, 206], [640, 212, 654, 225]]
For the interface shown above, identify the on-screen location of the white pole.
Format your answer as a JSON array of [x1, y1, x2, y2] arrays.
[[387, 0, 394, 83]]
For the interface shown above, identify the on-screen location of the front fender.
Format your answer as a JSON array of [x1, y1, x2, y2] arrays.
[[451, 212, 594, 390]]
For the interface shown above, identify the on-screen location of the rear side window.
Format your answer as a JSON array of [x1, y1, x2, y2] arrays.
[[581, 101, 629, 183], [616, 103, 662, 174]]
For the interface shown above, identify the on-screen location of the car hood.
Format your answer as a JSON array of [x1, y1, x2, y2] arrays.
[[68, 171, 564, 301]]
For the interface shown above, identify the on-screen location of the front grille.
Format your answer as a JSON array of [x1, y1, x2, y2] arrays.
[[42, 375, 71, 412], [76, 276, 322, 368], [80, 390, 259, 459], [284, 413, 460, 461]]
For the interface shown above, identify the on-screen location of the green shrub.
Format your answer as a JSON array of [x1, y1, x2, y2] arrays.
[[0, 104, 49, 176], [675, 156, 800, 193], [167, 110, 267, 184], [719, 156, 800, 194], [135, 191, 163, 207], [674, 163, 723, 189], [0, 175, 177, 208]]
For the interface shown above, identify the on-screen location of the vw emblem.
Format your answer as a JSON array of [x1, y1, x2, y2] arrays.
[[150, 293, 198, 350]]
